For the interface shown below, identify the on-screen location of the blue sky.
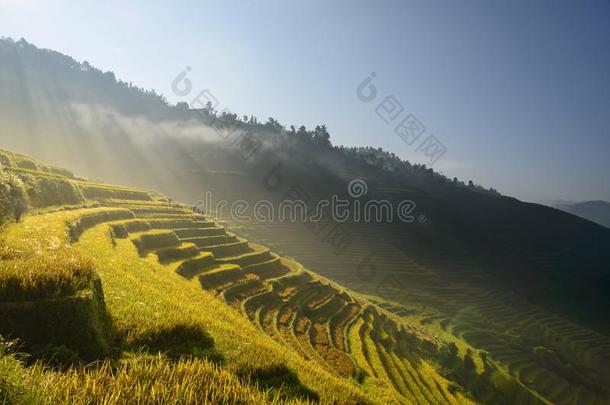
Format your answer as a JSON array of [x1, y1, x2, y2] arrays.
[[1, 0, 609, 202]]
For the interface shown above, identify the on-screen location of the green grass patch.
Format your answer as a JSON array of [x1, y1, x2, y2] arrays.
[[0, 339, 46, 405]]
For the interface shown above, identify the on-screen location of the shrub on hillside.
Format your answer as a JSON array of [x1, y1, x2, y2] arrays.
[[14, 157, 39, 171], [0, 172, 29, 225], [16, 172, 84, 208], [46, 166, 77, 179], [0, 152, 12, 167]]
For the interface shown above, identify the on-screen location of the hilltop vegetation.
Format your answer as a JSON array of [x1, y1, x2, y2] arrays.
[[0, 37, 495, 195]]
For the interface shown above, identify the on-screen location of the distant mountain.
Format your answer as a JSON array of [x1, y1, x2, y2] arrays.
[[555, 201, 610, 228], [538, 198, 577, 207]]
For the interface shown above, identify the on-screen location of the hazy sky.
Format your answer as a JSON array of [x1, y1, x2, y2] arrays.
[[1, 0, 609, 202]]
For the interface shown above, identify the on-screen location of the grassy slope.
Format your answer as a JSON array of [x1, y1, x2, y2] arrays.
[[0, 153, 393, 404], [0, 200, 483, 404], [0, 218, 381, 403], [2, 150, 607, 404]]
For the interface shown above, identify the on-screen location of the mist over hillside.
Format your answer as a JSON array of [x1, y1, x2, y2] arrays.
[[0, 38, 495, 194]]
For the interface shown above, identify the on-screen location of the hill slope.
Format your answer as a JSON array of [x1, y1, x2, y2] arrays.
[[5, 151, 609, 403], [0, 151, 455, 403], [0, 151, 390, 403], [1, 38, 610, 404]]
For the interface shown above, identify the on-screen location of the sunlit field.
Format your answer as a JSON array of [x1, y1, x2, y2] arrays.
[[2, 3, 610, 403]]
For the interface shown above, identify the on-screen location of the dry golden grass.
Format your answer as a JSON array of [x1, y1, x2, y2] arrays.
[[39, 355, 291, 405], [0, 253, 93, 302]]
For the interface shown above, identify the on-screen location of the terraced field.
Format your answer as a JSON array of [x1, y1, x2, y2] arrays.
[[2, 153, 608, 403], [91, 199, 477, 403], [221, 217, 610, 404], [16, 183, 603, 403]]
